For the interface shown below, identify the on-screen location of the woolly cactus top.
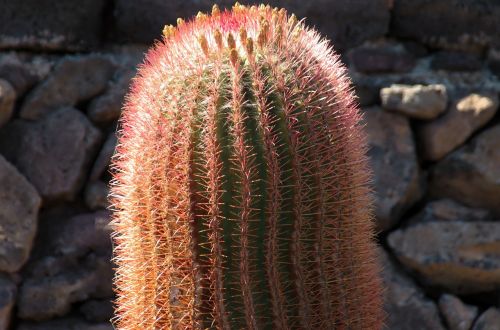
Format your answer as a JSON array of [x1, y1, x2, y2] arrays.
[[111, 4, 383, 329]]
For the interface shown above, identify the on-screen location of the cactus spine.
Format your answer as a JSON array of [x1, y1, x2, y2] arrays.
[[111, 4, 383, 329]]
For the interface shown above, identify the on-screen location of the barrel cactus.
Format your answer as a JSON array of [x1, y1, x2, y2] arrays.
[[111, 3, 383, 329]]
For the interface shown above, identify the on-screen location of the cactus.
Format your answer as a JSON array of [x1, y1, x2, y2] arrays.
[[111, 4, 383, 329]]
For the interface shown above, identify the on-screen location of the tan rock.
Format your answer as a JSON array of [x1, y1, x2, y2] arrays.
[[419, 93, 499, 161], [0, 79, 15, 128], [407, 199, 492, 225], [381, 84, 447, 119], [439, 294, 478, 330], [388, 221, 500, 293], [429, 124, 500, 214]]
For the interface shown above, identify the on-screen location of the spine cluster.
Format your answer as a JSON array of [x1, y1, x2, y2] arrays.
[[111, 4, 383, 329]]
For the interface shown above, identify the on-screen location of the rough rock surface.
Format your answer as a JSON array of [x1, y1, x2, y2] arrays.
[[18, 270, 103, 321], [388, 221, 500, 293], [0, 79, 15, 127], [348, 46, 415, 73], [0, 0, 107, 51], [0, 155, 41, 273], [0, 108, 102, 202], [380, 248, 445, 330], [439, 294, 478, 330], [0, 274, 16, 330], [407, 199, 492, 225], [488, 48, 500, 77], [20, 55, 115, 120], [392, 0, 500, 50], [363, 107, 423, 231], [17, 317, 112, 330], [87, 69, 134, 124], [79, 299, 114, 323], [429, 125, 500, 214], [473, 308, 500, 330], [381, 84, 448, 119], [84, 181, 109, 210], [431, 51, 483, 71], [0, 62, 38, 96], [89, 133, 117, 181], [418, 93, 499, 161], [18, 211, 113, 321], [112, 0, 390, 50]]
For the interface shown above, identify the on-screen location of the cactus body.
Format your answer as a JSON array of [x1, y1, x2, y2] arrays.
[[111, 4, 383, 329]]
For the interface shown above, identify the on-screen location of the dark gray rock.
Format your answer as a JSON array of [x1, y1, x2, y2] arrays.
[[87, 69, 134, 124], [0, 79, 15, 128], [17, 317, 112, 330], [112, 0, 390, 50], [80, 299, 114, 323], [363, 107, 423, 231], [20, 55, 115, 120], [0, 0, 107, 51], [379, 248, 445, 330], [89, 133, 117, 181], [429, 125, 500, 214], [348, 46, 415, 74], [431, 51, 483, 71], [418, 92, 498, 161], [0, 155, 41, 273], [18, 270, 101, 321], [0, 274, 16, 330], [0, 62, 38, 96], [488, 48, 500, 77], [18, 211, 113, 321], [84, 181, 109, 210], [392, 0, 500, 51], [388, 221, 500, 294], [472, 308, 500, 330], [0, 108, 102, 202], [352, 75, 381, 106], [53, 211, 112, 259], [439, 294, 478, 330]]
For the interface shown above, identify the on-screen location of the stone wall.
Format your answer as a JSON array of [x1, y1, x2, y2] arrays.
[[0, 1, 499, 329]]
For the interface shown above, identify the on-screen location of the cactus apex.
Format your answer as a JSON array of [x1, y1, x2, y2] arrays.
[[227, 33, 236, 50], [239, 27, 247, 44], [214, 29, 223, 49], [211, 4, 221, 16], [162, 24, 175, 38], [257, 22, 269, 47], [245, 37, 254, 56], [198, 34, 209, 57], [196, 11, 207, 21], [278, 8, 287, 19], [233, 2, 245, 11], [230, 48, 239, 66]]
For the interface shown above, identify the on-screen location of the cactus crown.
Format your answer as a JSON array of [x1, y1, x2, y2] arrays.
[[111, 4, 383, 329]]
